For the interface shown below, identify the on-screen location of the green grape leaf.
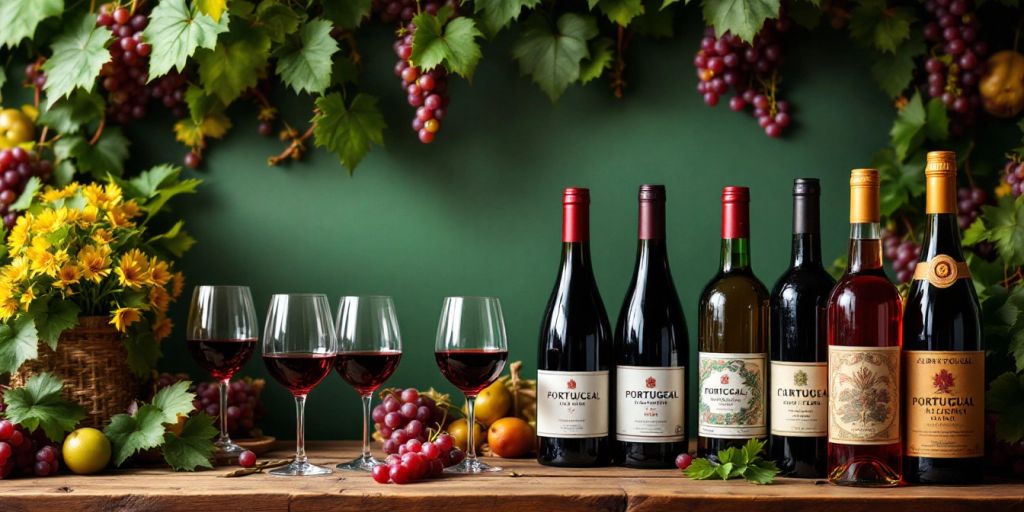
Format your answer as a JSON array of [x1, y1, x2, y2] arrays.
[[256, 0, 301, 42], [2, 373, 85, 441], [321, 0, 372, 30], [744, 459, 780, 484], [702, 0, 780, 43], [54, 126, 130, 178], [28, 297, 80, 349], [196, 24, 271, 104], [312, 93, 386, 173], [871, 33, 925, 99], [739, 438, 765, 465], [196, 0, 228, 21], [41, 15, 112, 108], [875, 147, 925, 216], [38, 90, 105, 134], [0, 0, 64, 49], [987, 371, 1024, 443], [474, 0, 541, 34], [849, 0, 915, 53], [683, 457, 717, 479], [126, 164, 181, 198], [275, 18, 339, 95], [890, 92, 926, 161], [512, 13, 598, 102], [716, 462, 735, 479], [162, 413, 217, 471], [410, 9, 483, 78], [152, 380, 196, 425], [631, 0, 676, 38], [184, 85, 222, 123], [596, 0, 645, 25], [579, 37, 614, 84], [924, 97, 949, 140], [10, 177, 42, 212], [0, 316, 40, 375], [145, 0, 230, 80], [683, 437, 778, 483], [149, 220, 197, 258], [980, 196, 1024, 267], [105, 405, 168, 466]]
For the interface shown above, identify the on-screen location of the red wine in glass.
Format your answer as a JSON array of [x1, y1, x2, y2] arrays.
[[335, 351, 402, 395], [187, 338, 257, 381], [434, 349, 508, 395], [263, 353, 335, 395]]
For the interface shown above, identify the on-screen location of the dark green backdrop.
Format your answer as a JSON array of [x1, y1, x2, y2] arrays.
[[120, 19, 896, 441]]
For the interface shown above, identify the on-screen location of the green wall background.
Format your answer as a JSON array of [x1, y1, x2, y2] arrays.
[[123, 18, 900, 441]]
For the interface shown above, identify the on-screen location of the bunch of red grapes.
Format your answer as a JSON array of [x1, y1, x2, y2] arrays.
[[157, 373, 265, 438], [1003, 159, 1024, 197], [377, 0, 455, 144], [0, 420, 60, 478], [150, 70, 190, 120], [23, 62, 46, 90], [922, 0, 987, 136], [883, 229, 921, 283], [371, 432, 464, 484], [96, 5, 154, 124], [692, 17, 793, 138], [372, 388, 448, 455], [0, 147, 53, 229], [957, 186, 987, 229]]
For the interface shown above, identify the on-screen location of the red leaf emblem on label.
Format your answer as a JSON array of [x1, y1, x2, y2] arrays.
[[720, 374, 730, 385], [567, 379, 576, 390], [933, 368, 955, 394], [645, 376, 656, 389]]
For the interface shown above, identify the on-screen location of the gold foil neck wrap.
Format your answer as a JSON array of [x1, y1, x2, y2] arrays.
[[849, 168, 880, 223], [925, 151, 957, 214]]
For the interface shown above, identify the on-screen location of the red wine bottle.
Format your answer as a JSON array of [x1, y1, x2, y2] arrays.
[[537, 187, 612, 467], [769, 179, 834, 478], [614, 185, 688, 468], [902, 151, 984, 484]]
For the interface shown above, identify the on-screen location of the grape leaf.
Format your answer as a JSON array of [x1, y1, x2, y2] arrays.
[[716, 462, 735, 479], [683, 457, 717, 479], [410, 9, 484, 78], [162, 413, 217, 471], [871, 33, 925, 99], [0, 0, 64, 49], [28, 296, 80, 349], [849, 0, 915, 53], [54, 126, 130, 178], [38, 90, 105, 134], [875, 147, 925, 216], [631, 0, 676, 38], [980, 196, 1024, 267], [511, 13, 598, 102], [105, 405, 168, 465], [312, 93, 386, 173], [579, 37, 614, 84], [196, 0, 227, 22], [594, 0, 645, 26], [321, 0, 372, 30], [152, 381, 196, 425], [174, 112, 233, 146], [149, 220, 197, 257], [41, 15, 112, 108], [682, 437, 780, 484], [2, 373, 85, 441], [702, 0, 780, 43], [474, 0, 541, 34], [0, 316, 40, 375], [184, 85, 223, 123], [196, 23, 271, 104], [745, 459, 780, 484], [924, 97, 949, 140], [256, 0, 301, 43], [988, 371, 1024, 443], [124, 164, 180, 198], [123, 325, 160, 376], [890, 92, 926, 161], [275, 18, 339, 95], [145, 0, 230, 80], [10, 177, 42, 212]]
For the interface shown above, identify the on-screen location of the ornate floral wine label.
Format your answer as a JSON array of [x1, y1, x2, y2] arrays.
[[536, 370, 608, 439], [698, 352, 767, 439], [615, 366, 685, 443], [770, 361, 828, 437], [828, 346, 900, 445], [905, 350, 985, 458]]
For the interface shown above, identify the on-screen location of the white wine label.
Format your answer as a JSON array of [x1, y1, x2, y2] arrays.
[[698, 352, 767, 439], [828, 345, 900, 445], [537, 370, 609, 439], [615, 366, 685, 443], [770, 361, 828, 437]]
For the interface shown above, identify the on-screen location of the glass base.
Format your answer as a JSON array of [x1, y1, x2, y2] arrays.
[[214, 438, 247, 456], [336, 456, 381, 471], [444, 457, 501, 474], [269, 459, 334, 477]]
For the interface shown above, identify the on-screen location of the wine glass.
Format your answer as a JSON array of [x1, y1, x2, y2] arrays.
[[186, 285, 258, 457], [261, 293, 337, 476], [334, 296, 403, 471], [434, 296, 509, 473]]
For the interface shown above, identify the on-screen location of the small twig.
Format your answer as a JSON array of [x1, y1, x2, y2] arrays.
[[89, 116, 107, 145], [36, 125, 49, 155], [267, 124, 315, 166], [222, 459, 291, 477]]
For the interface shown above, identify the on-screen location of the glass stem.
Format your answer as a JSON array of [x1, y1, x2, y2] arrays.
[[465, 395, 477, 461], [360, 394, 373, 462], [294, 394, 308, 464], [218, 378, 231, 444]]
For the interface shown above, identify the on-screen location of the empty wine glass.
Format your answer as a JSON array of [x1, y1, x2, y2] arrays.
[[186, 285, 258, 457], [334, 296, 403, 471], [434, 296, 509, 473], [261, 294, 337, 476]]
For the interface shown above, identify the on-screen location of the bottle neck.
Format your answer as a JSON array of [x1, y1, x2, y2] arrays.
[[792, 191, 822, 267], [791, 234, 822, 267], [847, 222, 883, 273], [921, 213, 966, 260], [721, 238, 752, 273], [563, 202, 589, 243], [638, 198, 665, 241]]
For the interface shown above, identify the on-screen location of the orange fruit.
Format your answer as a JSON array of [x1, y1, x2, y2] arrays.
[[486, 417, 534, 458]]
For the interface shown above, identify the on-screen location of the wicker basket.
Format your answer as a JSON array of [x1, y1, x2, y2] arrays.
[[10, 316, 140, 428]]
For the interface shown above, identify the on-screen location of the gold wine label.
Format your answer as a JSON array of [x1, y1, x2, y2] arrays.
[[849, 169, 880, 223], [913, 254, 970, 288], [905, 350, 985, 458]]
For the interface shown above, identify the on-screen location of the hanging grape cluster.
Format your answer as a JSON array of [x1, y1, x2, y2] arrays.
[[922, 0, 988, 136], [0, 148, 52, 229], [96, 5, 153, 124]]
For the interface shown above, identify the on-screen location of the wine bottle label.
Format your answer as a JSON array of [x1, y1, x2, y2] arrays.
[[905, 350, 985, 458], [536, 370, 609, 439], [770, 361, 828, 437], [912, 254, 970, 288], [615, 366, 685, 443], [697, 353, 766, 439], [828, 346, 900, 445]]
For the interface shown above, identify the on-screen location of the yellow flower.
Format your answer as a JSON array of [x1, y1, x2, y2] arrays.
[[170, 271, 185, 300], [3, 256, 31, 284], [110, 307, 141, 333], [77, 245, 111, 283], [19, 285, 35, 309], [119, 200, 141, 219], [7, 214, 30, 254], [153, 315, 173, 342], [149, 286, 170, 313], [106, 205, 135, 228], [31, 208, 67, 234], [83, 183, 123, 209], [41, 183, 79, 202], [92, 228, 114, 246], [78, 204, 99, 227], [26, 237, 65, 277], [0, 298, 18, 322], [54, 263, 81, 292], [115, 249, 149, 289], [148, 258, 171, 287]]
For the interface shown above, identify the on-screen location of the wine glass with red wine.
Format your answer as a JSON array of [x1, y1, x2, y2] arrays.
[[334, 296, 403, 471], [261, 293, 338, 476], [434, 296, 509, 473], [186, 285, 259, 457]]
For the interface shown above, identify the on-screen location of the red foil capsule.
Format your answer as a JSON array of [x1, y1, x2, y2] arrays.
[[563, 187, 590, 243], [638, 184, 666, 241], [721, 186, 750, 239]]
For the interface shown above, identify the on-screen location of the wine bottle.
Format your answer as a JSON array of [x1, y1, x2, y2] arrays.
[[614, 185, 688, 468], [697, 186, 769, 457], [769, 178, 834, 478], [537, 187, 613, 467], [827, 169, 902, 487], [902, 151, 984, 484]]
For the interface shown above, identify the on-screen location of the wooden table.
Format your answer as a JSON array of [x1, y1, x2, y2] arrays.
[[0, 441, 1021, 511]]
